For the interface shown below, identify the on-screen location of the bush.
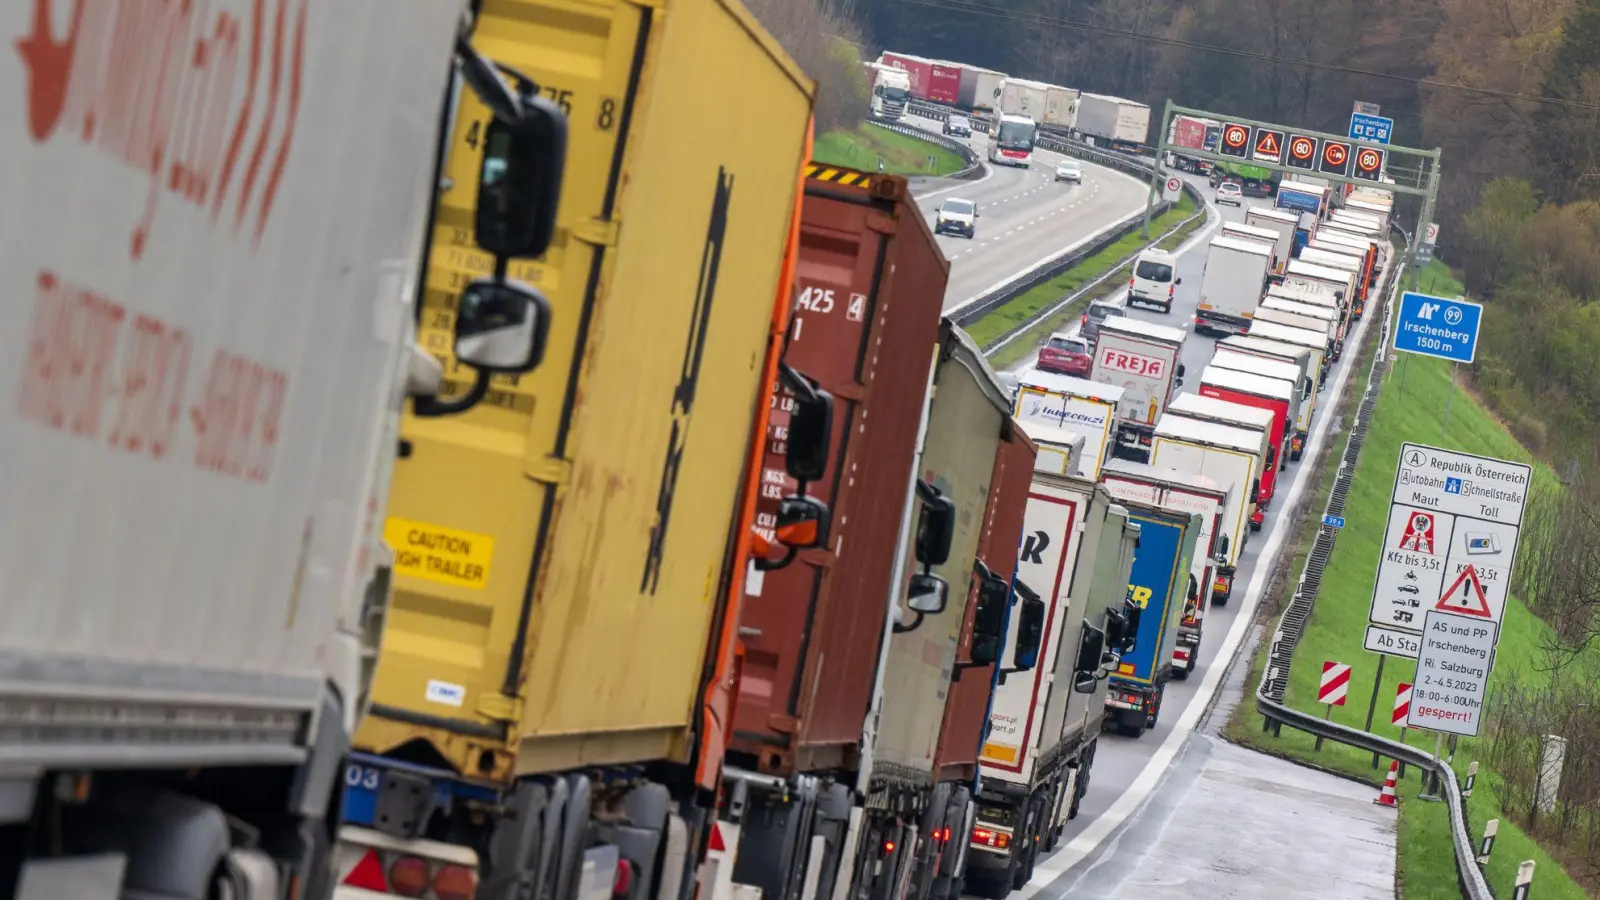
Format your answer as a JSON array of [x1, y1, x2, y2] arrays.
[[743, 0, 868, 135]]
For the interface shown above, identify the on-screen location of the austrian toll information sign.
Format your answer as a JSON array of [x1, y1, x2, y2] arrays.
[[1364, 443, 1530, 659], [1406, 609, 1499, 737]]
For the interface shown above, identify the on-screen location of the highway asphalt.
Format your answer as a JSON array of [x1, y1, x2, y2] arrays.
[[985, 173, 1397, 899], [898, 117, 1151, 312]]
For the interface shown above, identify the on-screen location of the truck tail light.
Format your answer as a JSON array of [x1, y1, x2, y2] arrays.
[[435, 864, 480, 900], [389, 856, 429, 897]]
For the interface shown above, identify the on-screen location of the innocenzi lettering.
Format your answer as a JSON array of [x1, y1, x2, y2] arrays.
[[1098, 349, 1165, 378]]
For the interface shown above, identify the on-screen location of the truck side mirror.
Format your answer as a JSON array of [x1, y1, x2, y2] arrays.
[[751, 495, 832, 572], [1174, 277, 1183, 286], [915, 482, 956, 567], [969, 566, 1011, 667], [907, 573, 949, 615], [454, 278, 552, 373], [1215, 533, 1230, 560], [1118, 599, 1142, 654], [1012, 581, 1047, 672], [1073, 621, 1106, 692], [474, 94, 567, 259], [1176, 363, 1187, 378], [781, 366, 833, 483], [1188, 574, 1199, 603]]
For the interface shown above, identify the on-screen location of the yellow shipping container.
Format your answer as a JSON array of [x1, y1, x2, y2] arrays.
[[358, 0, 814, 781]]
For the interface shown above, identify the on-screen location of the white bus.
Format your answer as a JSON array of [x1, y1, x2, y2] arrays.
[[989, 113, 1038, 167]]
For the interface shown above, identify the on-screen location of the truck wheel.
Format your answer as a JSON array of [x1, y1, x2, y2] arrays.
[[1250, 519, 1263, 532], [1212, 593, 1228, 608], [1116, 718, 1144, 738]]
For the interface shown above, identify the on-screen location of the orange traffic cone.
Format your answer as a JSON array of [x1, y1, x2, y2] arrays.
[[1374, 760, 1399, 807]]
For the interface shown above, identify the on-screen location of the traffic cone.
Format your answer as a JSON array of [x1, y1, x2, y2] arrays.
[[1375, 760, 1399, 807]]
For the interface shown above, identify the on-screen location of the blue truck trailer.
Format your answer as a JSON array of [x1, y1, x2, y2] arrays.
[[1102, 501, 1202, 737]]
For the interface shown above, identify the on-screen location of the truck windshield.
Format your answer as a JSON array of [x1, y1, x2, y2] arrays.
[[996, 120, 1036, 150], [879, 85, 909, 102]]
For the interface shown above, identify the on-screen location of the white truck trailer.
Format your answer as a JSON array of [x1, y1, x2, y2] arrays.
[[0, 4, 557, 896], [1151, 414, 1266, 604], [1217, 338, 1317, 460], [1043, 85, 1081, 130], [1075, 93, 1152, 151], [997, 78, 1052, 120], [1220, 222, 1285, 274], [1012, 372, 1124, 478], [1091, 317, 1188, 463], [1195, 236, 1273, 336], [1244, 207, 1299, 275], [970, 479, 1136, 896]]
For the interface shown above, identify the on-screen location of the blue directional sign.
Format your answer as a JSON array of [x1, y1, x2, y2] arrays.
[[1323, 515, 1346, 529], [1348, 112, 1394, 145], [1392, 291, 1483, 364]]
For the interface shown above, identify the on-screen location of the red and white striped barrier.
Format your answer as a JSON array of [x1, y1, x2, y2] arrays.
[[1318, 661, 1351, 706], [1393, 682, 1412, 725]]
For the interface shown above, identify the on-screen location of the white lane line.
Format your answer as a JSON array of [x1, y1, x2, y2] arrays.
[[1018, 238, 1383, 896]]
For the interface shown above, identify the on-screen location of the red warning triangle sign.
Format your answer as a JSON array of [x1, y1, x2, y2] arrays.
[[1435, 565, 1493, 618], [1255, 131, 1282, 157], [708, 822, 727, 853]]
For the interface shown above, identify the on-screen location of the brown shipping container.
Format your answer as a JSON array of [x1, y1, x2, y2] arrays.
[[733, 166, 950, 775], [934, 419, 1037, 783]]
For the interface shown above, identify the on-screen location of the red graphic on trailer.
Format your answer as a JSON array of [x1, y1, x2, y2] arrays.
[[1398, 511, 1436, 553], [1436, 565, 1493, 618]]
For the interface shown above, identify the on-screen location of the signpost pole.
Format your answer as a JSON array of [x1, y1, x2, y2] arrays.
[[1419, 731, 1445, 801], [1443, 363, 1457, 435], [1363, 655, 1386, 768], [1143, 98, 1173, 240]]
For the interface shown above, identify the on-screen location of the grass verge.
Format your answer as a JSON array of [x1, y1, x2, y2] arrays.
[[974, 192, 1202, 368], [813, 123, 966, 177], [1225, 258, 1588, 898]]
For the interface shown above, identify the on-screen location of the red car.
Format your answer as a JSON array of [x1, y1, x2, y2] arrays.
[[1037, 333, 1093, 377]]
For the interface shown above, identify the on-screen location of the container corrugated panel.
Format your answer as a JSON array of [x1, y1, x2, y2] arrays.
[[933, 420, 1037, 783], [732, 169, 947, 776], [358, 0, 815, 779], [869, 323, 1012, 790]]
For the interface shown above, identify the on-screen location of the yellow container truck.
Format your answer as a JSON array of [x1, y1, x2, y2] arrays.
[[335, 0, 816, 898]]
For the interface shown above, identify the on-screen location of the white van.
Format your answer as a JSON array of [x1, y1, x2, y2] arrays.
[[1129, 247, 1181, 312]]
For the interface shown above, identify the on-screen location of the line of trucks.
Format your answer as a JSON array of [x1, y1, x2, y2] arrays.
[[0, 1, 1396, 898], [870, 52, 1152, 152]]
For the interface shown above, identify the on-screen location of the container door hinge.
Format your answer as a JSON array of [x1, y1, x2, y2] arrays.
[[526, 455, 573, 487], [572, 218, 620, 248], [478, 693, 521, 722]]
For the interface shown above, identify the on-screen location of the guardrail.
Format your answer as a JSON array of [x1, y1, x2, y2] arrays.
[[1253, 255, 1493, 900]]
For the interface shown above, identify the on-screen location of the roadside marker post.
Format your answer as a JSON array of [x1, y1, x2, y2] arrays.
[[1463, 760, 1478, 798], [1393, 682, 1413, 778], [1513, 860, 1534, 900], [1316, 661, 1351, 751], [1476, 818, 1497, 866]]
